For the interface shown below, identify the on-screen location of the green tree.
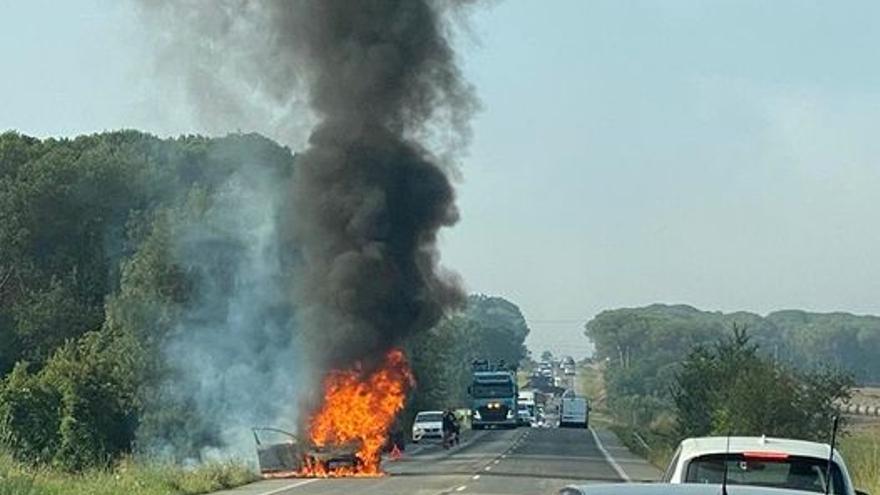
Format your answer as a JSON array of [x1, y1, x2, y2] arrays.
[[672, 327, 853, 442]]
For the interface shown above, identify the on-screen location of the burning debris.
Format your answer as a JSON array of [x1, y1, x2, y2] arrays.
[[302, 349, 412, 476], [255, 350, 412, 477]]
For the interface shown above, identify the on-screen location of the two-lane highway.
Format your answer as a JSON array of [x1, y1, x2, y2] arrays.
[[214, 426, 660, 495]]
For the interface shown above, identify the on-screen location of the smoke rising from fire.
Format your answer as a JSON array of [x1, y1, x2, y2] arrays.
[[286, 0, 476, 372], [137, 0, 480, 456]]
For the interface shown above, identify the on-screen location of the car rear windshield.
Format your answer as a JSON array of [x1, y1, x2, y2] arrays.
[[416, 413, 442, 422], [685, 453, 846, 494]]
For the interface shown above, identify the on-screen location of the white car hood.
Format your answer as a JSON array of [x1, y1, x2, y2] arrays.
[[413, 421, 443, 430]]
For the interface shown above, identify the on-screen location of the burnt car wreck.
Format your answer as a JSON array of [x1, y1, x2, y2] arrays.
[[252, 427, 362, 477]]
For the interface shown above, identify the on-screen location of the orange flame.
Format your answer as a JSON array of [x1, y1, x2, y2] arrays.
[[298, 348, 413, 477]]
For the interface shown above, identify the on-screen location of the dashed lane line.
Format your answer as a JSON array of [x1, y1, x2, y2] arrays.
[[254, 478, 320, 495], [589, 427, 631, 482], [455, 486, 467, 492], [472, 475, 481, 480]]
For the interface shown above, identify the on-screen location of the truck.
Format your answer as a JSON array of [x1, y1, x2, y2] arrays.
[[469, 360, 518, 429], [517, 390, 537, 426], [559, 393, 589, 428], [563, 356, 576, 376]]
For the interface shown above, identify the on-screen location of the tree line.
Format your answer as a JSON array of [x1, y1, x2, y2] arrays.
[[585, 304, 862, 443]]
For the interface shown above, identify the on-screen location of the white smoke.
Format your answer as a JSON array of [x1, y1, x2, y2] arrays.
[[162, 166, 307, 460]]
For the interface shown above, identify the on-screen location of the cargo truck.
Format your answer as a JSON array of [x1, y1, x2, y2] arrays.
[[469, 360, 518, 429]]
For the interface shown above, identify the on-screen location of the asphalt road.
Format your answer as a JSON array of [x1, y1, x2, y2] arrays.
[[213, 426, 660, 495]]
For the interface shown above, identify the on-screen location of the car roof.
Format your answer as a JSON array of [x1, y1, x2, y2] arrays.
[[416, 410, 443, 416], [678, 436, 839, 463], [561, 482, 827, 495]]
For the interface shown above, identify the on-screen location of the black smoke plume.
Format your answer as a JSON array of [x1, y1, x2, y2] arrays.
[[285, 0, 475, 371], [137, 0, 478, 452]]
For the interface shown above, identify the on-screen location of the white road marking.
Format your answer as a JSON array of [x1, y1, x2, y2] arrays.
[[255, 478, 320, 495], [501, 454, 507, 459], [455, 485, 467, 492], [472, 474, 481, 480], [589, 427, 631, 482], [492, 459, 500, 465], [484, 466, 492, 471]]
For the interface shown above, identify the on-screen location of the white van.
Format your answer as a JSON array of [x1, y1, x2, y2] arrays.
[[559, 396, 589, 428]]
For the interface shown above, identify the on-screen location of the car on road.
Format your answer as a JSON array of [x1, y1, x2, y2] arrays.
[[411, 411, 444, 443], [661, 436, 865, 495], [559, 483, 860, 495]]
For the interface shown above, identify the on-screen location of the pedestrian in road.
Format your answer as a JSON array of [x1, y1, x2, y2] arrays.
[[442, 408, 457, 449]]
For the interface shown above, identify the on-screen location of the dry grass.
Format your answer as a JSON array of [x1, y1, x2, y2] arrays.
[[841, 424, 880, 495], [0, 452, 257, 495]]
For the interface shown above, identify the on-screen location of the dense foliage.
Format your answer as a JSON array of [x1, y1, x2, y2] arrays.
[[585, 304, 859, 442], [672, 326, 852, 441], [0, 130, 292, 468]]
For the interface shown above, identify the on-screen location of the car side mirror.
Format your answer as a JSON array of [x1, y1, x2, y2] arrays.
[[856, 490, 870, 495]]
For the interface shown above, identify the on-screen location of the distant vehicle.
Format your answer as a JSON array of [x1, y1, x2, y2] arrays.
[[559, 395, 589, 428], [563, 356, 576, 376], [469, 360, 518, 429], [411, 411, 444, 443], [517, 390, 537, 426], [559, 482, 852, 495], [662, 436, 862, 495]]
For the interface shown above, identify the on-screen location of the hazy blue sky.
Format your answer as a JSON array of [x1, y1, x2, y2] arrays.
[[3, 1, 880, 357]]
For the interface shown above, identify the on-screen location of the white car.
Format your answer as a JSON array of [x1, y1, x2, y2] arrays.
[[661, 436, 864, 495], [560, 483, 847, 495], [411, 411, 444, 443]]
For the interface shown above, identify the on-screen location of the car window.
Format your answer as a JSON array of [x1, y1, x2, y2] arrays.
[[685, 454, 845, 494], [416, 413, 442, 422]]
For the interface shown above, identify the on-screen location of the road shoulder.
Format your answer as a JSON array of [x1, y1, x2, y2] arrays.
[[592, 427, 662, 482]]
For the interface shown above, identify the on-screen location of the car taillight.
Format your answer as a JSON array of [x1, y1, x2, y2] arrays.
[[742, 451, 789, 461]]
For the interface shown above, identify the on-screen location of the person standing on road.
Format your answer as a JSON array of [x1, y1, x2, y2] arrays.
[[442, 408, 457, 449]]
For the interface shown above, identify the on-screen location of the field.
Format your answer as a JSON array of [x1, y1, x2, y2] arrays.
[[841, 424, 880, 495], [853, 388, 880, 409], [0, 452, 257, 495]]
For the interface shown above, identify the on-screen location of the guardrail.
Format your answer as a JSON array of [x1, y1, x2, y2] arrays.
[[633, 432, 650, 451], [840, 403, 880, 417]]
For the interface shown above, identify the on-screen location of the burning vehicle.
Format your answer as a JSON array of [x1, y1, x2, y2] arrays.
[[252, 428, 362, 476], [255, 349, 412, 477]]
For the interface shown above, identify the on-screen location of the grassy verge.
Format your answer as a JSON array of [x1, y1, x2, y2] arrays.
[[0, 452, 258, 495], [609, 423, 675, 470], [841, 425, 880, 495], [576, 363, 605, 404]]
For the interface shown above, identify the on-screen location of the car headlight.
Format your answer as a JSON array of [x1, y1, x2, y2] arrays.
[[473, 410, 481, 420]]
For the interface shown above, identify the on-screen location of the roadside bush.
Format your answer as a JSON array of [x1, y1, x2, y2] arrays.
[[0, 328, 144, 470], [0, 363, 61, 464], [672, 327, 853, 441]]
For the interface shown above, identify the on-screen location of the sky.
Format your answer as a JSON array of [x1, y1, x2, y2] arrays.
[[3, 1, 880, 358]]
